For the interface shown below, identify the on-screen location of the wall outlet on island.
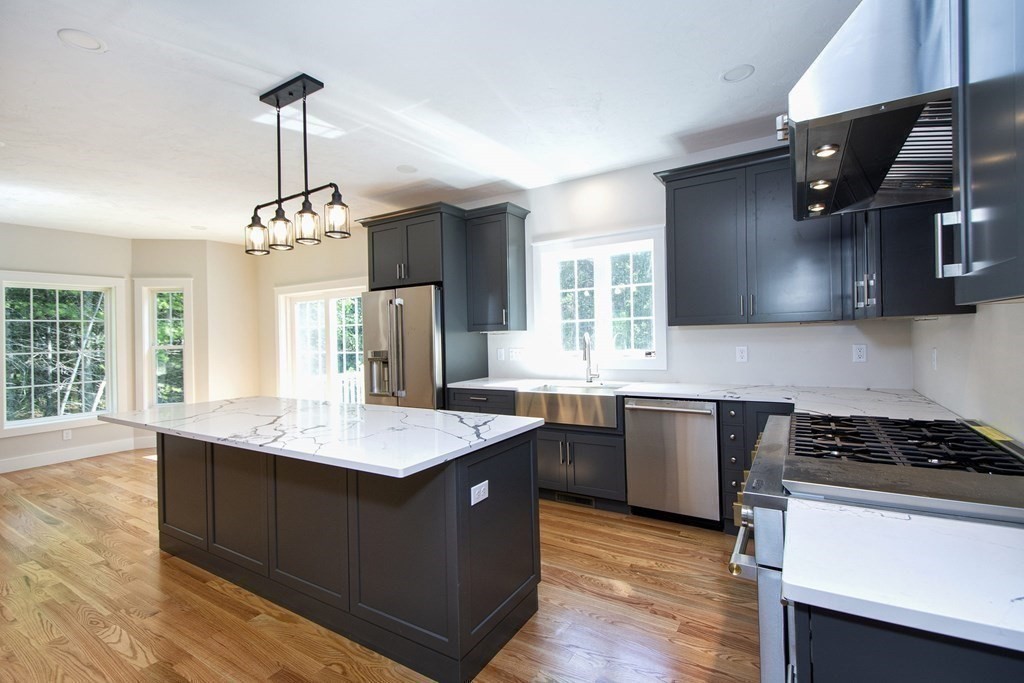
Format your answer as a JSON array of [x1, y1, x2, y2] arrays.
[[735, 346, 748, 363], [852, 344, 868, 363], [470, 480, 489, 506]]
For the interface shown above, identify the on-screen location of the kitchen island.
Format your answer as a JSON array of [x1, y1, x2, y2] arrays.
[[101, 397, 544, 683]]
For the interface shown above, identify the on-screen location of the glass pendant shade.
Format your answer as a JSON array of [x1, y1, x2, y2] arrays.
[[294, 198, 322, 245], [268, 207, 295, 250], [244, 215, 270, 255], [324, 190, 351, 238]]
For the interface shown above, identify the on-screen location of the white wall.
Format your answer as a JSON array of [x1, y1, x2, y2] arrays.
[[457, 137, 916, 389], [912, 300, 1024, 441], [205, 241, 260, 400]]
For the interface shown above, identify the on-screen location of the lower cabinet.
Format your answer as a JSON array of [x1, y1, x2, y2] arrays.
[[208, 444, 269, 575], [537, 428, 626, 501], [720, 400, 793, 527], [158, 435, 208, 549], [794, 604, 1024, 681]]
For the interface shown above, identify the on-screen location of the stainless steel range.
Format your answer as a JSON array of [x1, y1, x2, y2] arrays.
[[729, 413, 1024, 683]]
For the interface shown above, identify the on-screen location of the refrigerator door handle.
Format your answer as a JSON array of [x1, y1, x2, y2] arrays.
[[393, 297, 407, 397]]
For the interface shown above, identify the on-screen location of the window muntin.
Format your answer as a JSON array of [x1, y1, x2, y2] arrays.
[[558, 258, 595, 352], [4, 285, 111, 423], [152, 290, 184, 404]]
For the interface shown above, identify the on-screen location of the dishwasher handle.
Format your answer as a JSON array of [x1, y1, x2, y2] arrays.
[[625, 404, 714, 416]]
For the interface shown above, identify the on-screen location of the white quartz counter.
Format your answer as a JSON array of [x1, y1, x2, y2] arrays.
[[447, 378, 959, 420], [782, 498, 1024, 653], [100, 397, 544, 478]]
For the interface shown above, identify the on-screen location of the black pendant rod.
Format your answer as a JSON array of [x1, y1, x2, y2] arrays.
[[302, 94, 310, 197], [252, 182, 339, 214], [275, 105, 283, 208]]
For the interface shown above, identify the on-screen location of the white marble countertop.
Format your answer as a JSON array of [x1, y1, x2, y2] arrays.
[[782, 498, 1024, 653], [447, 378, 959, 420], [100, 397, 544, 478]]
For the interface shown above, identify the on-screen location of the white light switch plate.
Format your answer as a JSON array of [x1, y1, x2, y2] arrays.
[[470, 480, 489, 506], [496, 347, 506, 361]]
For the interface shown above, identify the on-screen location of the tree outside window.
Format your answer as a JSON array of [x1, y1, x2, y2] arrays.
[[152, 290, 184, 404], [4, 285, 110, 422]]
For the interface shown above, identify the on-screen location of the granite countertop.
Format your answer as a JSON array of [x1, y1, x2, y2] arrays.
[[782, 497, 1024, 653], [447, 378, 959, 421], [100, 397, 543, 478]]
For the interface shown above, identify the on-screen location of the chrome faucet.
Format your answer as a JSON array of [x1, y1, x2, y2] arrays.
[[583, 332, 600, 383]]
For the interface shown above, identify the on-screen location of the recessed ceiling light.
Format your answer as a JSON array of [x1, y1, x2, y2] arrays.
[[190, 225, 208, 231], [721, 64, 755, 83], [809, 179, 831, 190], [57, 28, 108, 53], [396, 164, 418, 174], [813, 144, 840, 158], [808, 203, 826, 213]]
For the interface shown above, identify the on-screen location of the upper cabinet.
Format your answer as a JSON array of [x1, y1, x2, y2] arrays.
[[950, 0, 1024, 304], [465, 203, 530, 332], [361, 203, 465, 290], [660, 150, 843, 326], [844, 200, 974, 319]]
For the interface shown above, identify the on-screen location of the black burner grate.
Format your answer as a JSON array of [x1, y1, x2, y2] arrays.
[[790, 414, 1024, 476]]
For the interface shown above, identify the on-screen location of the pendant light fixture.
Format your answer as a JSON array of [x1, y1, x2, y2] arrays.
[[243, 74, 351, 255]]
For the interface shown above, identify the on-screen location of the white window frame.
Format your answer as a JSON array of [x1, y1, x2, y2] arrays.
[[275, 278, 367, 400], [533, 226, 667, 371], [134, 278, 195, 410], [0, 270, 129, 436]]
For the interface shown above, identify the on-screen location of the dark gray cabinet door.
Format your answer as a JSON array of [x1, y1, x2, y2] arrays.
[[158, 434, 208, 549], [466, 214, 510, 331], [746, 160, 842, 323], [955, 0, 1024, 304], [404, 215, 443, 285], [567, 433, 626, 501], [269, 456, 348, 610], [667, 169, 747, 325], [208, 445, 269, 575], [368, 222, 405, 290], [536, 429, 567, 491]]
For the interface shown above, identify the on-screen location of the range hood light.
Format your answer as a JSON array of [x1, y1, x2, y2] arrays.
[[810, 179, 832, 190], [808, 203, 826, 213], [812, 144, 840, 158]]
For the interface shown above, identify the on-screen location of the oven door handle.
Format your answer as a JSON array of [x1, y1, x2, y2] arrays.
[[727, 524, 757, 582]]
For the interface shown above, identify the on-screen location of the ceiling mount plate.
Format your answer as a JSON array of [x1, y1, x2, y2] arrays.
[[259, 73, 324, 108]]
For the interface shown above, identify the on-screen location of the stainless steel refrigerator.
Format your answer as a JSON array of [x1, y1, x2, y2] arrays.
[[362, 285, 443, 409]]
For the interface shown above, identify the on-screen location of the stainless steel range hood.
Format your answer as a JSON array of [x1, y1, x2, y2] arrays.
[[789, 0, 960, 220]]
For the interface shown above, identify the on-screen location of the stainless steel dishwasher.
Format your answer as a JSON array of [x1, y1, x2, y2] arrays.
[[624, 398, 720, 521]]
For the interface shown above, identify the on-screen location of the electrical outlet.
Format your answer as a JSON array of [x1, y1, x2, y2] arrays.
[[735, 346, 748, 363], [62, 430, 72, 441], [470, 480, 489, 506], [509, 348, 523, 361], [496, 347, 506, 362], [931, 347, 938, 370], [852, 344, 867, 363]]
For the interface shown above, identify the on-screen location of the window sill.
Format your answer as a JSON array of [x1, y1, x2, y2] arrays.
[[0, 415, 111, 439]]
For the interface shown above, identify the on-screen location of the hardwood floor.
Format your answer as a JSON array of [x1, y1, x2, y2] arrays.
[[0, 449, 759, 682]]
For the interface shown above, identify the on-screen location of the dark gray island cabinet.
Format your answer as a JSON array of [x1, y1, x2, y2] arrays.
[[102, 397, 544, 683]]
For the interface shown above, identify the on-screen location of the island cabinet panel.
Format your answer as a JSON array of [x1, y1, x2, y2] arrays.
[[349, 466, 459, 656], [158, 434, 208, 549], [269, 456, 348, 610], [460, 438, 540, 644], [208, 445, 270, 575]]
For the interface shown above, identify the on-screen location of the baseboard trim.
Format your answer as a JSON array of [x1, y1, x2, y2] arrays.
[[0, 434, 156, 474]]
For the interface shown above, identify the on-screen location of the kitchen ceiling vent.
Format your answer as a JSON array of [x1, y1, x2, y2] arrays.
[[243, 74, 352, 256]]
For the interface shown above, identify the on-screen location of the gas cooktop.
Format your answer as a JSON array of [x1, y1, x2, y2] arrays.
[[790, 414, 1024, 476]]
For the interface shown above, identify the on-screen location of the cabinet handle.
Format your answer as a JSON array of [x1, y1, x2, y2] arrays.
[[730, 456, 738, 464], [467, 396, 488, 402], [729, 409, 737, 417], [749, 294, 755, 316], [731, 480, 738, 488], [566, 442, 573, 467], [396, 263, 402, 280], [502, 308, 507, 325], [729, 433, 737, 441], [739, 295, 744, 317], [559, 441, 565, 465], [866, 273, 877, 306], [934, 211, 966, 278], [854, 279, 865, 309]]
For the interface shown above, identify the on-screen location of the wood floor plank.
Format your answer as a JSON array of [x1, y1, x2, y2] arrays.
[[0, 448, 760, 681]]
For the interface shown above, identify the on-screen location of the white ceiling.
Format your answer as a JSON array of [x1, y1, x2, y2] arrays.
[[1, 0, 860, 243]]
